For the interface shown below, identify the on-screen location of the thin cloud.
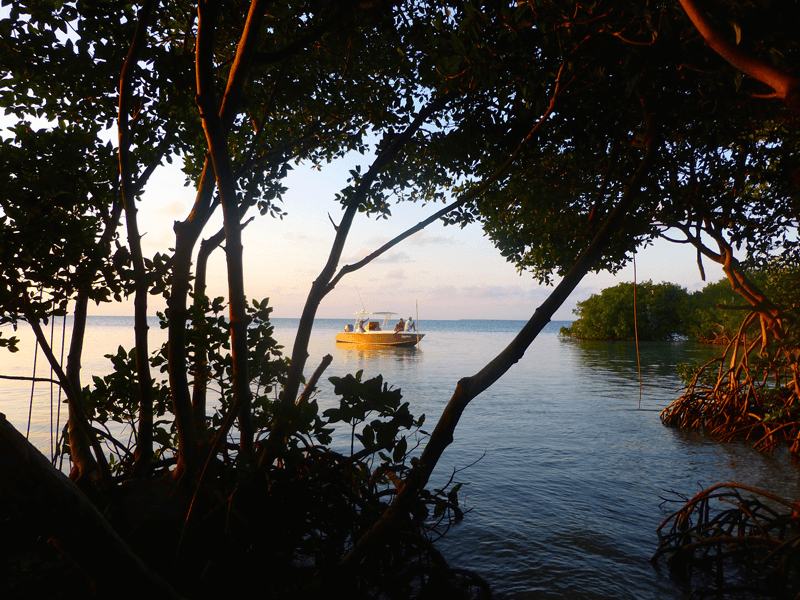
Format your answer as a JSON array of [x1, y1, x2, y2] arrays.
[[343, 248, 414, 264], [363, 230, 456, 249], [375, 250, 413, 264], [461, 284, 524, 299], [364, 235, 389, 246], [406, 230, 457, 246]]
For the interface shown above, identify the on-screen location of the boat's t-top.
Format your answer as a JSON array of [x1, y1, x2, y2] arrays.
[[345, 310, 396, 332]]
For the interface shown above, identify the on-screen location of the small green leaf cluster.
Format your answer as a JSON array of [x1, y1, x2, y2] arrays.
[[761, 257, 800, 325], [676, 358, 720, 388], [0, 331, 20, 353], [760, 387, 799, 424], [82, 345, 173, 472], [326, 370, 423, 466], [417, 475, 465, 541]]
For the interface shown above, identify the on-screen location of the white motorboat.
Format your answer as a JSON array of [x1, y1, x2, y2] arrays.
[[335, 311, 423, 347]]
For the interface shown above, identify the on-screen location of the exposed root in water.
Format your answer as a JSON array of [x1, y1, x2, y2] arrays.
[[660, 311, 800, 454], [652, 483, 800, 598]]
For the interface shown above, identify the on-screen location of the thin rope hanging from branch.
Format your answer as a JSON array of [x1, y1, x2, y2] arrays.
[[54, 312, 67, 465], [26, 327, 39, 439], [633, 254, 642, 409], [51, 312, 67, 462], [49, 314, 55, 457]]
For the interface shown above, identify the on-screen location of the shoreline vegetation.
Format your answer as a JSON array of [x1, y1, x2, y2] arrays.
[[558, 278, 747, 345]]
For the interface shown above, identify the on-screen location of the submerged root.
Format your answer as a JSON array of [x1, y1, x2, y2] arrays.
[[653, 483, 800, 598]]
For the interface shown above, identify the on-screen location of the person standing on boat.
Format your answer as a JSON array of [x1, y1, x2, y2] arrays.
[[395, 318, 405, 332], [405, 317, 416, 332]]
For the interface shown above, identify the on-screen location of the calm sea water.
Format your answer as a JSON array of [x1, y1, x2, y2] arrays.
[[3, 316, 800, 599]]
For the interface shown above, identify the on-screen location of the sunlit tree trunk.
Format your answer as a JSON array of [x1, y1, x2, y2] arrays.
[[678, 0, 800, 107], [189, 223, 225, 437], [63, 292, 105, 484], [168, 163, 217, 476], [195, 0, 270, 458]]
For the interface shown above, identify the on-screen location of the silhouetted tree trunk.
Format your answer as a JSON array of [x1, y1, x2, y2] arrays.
[[0, 413, 185, 599], [22, 297, 112, 487], [118, 0, 159, 477]]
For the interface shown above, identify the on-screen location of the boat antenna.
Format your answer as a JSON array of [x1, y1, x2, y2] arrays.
[[356, 285, 366, 313], [416, 299, 420, 347]]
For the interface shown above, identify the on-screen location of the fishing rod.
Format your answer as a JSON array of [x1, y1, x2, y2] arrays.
[[355, 285, 366, 313]]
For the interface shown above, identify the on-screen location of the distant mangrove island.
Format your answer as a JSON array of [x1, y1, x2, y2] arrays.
[[560, 270, 795, 345]]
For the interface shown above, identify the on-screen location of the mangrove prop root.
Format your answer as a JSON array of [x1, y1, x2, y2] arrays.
[[661, 312, 800, 454], [653, 483, 800, 596]]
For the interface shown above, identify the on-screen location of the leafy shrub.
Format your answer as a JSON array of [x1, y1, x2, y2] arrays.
[[561, 280, 691, 341]]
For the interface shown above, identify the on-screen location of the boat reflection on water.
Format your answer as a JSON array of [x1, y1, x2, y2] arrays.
[[334, 341, 423, 365]]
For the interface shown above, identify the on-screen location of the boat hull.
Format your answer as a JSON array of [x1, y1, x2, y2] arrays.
[[335, 331, 424, 347]]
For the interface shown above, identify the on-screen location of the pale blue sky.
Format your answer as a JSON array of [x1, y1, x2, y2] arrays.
[[1, 111, 724, 322], [125, 155, 724, 321]]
